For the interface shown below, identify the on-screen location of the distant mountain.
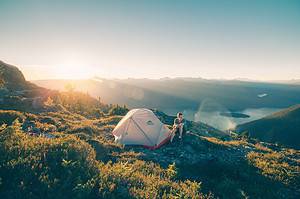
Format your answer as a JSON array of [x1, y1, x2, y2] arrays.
[[267, 79, 300, 85], [235, 104, 300, 149], [33, 77, 300, 115], [33, 79, 198, 112]]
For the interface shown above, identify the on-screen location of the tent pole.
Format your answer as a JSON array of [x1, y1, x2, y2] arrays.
[[130, 118, 155, 146]]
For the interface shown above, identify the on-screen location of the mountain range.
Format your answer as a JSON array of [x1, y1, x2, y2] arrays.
[[33, 77, 300, 114]]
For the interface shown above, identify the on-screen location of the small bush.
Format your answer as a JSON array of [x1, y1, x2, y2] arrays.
[[97, 160, 206, 199], [108, 105, 129, 116], [0, 110, 25, 125], [247, 151, 300, 187]]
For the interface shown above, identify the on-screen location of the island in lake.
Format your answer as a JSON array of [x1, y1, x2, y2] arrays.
[[220, 112, 250, 118]]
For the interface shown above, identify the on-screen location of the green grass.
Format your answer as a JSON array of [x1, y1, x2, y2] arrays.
[[0, 116, 209, 199]]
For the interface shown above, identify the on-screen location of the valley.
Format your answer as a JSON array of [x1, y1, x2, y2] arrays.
[[33, 78, 296, 130]]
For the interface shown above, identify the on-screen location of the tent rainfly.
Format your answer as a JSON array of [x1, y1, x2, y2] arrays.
[[112, 108, 172, 149]]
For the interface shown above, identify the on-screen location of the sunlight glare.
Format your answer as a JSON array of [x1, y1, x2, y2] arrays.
[[54, 56, 95, 79]]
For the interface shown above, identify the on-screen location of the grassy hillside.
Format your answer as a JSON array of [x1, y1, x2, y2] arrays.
[[236, 105, 300, 149], [1, 108, 299, 198], [1, 61, 299, 198]]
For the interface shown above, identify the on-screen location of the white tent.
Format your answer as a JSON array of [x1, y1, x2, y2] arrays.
[[112, 108, 172, 149]]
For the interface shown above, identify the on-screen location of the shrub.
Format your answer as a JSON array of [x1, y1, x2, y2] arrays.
[[247, 151, 300, 187], [0, 123, 98, 199], [0, 110, 25, 125], [108, 105, 129, 116], [97, 160, 206, 199]]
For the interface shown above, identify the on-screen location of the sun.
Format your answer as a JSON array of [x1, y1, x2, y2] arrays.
[[53, 57, 95, 79], [57, 64, 92, 79]]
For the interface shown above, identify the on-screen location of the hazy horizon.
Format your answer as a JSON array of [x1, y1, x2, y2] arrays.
[[1, 0, 300, 80], [30, 74, 299, 83]]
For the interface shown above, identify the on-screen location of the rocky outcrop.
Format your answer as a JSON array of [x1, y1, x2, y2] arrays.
[[0, 60, 37, 91], [0, 61, 50, 111], [122, 132, 245, 167]]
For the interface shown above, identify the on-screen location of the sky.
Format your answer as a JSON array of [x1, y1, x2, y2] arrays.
[[0, 0, 300, 80]]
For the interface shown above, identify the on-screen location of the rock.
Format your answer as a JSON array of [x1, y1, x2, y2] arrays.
[[0, 60, 36, 91], [184, 145, 195, 153]]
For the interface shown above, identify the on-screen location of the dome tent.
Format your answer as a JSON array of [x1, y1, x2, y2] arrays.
[[112, 108, 172, 149]]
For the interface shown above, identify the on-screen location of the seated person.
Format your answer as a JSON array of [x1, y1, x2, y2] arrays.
[[171, 112, 187, 142]]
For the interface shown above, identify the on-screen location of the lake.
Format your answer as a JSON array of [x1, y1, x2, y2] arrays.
[[164, 108, 282, 131]]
